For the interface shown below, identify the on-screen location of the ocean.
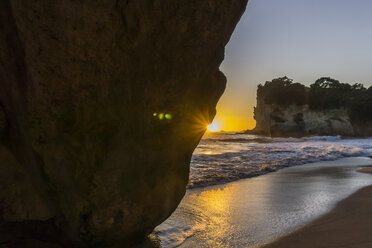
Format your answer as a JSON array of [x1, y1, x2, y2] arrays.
[[189, 132, 372, 188], [150, 133, 372, 247]]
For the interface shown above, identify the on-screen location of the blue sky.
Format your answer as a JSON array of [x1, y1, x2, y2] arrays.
[[218, 0, 372, 131]]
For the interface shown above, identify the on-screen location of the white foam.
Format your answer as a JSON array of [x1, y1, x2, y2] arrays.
[[189, 134, 372, 188]]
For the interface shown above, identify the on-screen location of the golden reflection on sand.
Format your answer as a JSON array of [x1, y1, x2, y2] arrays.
[[181, 176, 273, 246], [198, 186, 234, 213], [155, 158, 372, 248]]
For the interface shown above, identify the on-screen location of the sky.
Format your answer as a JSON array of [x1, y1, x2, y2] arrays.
[[216, 0, 372, 131]]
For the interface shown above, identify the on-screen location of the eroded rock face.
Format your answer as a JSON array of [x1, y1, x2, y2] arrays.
[[0, 0, 247, 247], [251, 98, 355, 137]]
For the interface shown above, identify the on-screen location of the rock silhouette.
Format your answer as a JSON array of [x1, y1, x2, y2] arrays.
[[0, 0, 247, 247]]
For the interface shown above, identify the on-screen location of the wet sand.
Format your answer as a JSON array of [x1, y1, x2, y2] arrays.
[[263, 167, 372, 248], [153, 157, 372, 247], [358, 167, 372, 174]]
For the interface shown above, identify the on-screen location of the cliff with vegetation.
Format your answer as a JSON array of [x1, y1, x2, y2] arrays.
[[0, 1, 248, 247], [250, 77, 372, 137]]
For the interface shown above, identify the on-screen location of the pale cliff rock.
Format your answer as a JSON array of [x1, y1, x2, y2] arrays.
[[251, 98, 355, 137], [0, 0, 248, 247]]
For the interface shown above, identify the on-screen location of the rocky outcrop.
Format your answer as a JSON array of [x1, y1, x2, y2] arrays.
[[249, 77, 372, 137], [250, 97, 355, 137], [0, 1, 248, 247], [351, 121, 372, 137]]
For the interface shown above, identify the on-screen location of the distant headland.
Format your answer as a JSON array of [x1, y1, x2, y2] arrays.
[[248, 77, 372, 137]]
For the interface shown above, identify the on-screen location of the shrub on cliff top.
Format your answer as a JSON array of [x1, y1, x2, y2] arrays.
[[349, 86, 372, 121], [257, 77, 307, 106], [308, 77, 352, 110], [256, 76, 372, 122]]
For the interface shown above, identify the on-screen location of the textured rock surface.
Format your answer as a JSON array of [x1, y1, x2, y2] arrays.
[[250, 97, 355, 137], [0, 0, 247, 247]]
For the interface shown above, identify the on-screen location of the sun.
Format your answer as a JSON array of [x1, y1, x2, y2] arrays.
[[207, 119, 220, 132]]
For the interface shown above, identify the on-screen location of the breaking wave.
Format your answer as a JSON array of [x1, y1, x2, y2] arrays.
[[188, 133, 372, 188]]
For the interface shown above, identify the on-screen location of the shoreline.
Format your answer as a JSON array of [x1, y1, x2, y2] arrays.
[[191, 133, 372, 190], [188, 156, 371, 190], [262, 173, 372, 248], [153, 157, 372, 247]]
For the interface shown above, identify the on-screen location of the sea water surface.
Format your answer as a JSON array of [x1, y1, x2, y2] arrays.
[[150, 133, 372, 247], [189, 133, 372, 188]]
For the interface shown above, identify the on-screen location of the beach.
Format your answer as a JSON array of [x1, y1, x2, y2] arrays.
[[151, 157, 372, 247], [263, 168, 372, 248]]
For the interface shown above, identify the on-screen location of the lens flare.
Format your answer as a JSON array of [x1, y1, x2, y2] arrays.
[[207, 119, 220, 132]]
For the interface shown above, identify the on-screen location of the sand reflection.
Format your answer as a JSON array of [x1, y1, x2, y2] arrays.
[[153, 157, 372, 248]]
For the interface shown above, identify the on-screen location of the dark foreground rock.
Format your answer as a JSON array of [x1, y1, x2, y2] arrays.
[[0, 1, 247, 247]]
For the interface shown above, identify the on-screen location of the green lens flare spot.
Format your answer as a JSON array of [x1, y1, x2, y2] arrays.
[[165, 113, 172, 120], [153, 113, 157, 117], [158, 113, 164, 120]]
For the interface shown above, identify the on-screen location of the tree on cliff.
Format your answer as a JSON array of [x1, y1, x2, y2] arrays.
[[257, 77, 307, 106], [309, 77, 367, 110], [256, 76, 372, 123], [349, 86, 372, 121]]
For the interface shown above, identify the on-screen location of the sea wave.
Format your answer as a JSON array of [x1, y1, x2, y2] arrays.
[[188, 134, 372, 188], [202, 135, 344, 144], [203, 137, 273, 143], [153, 205, 208, 248]]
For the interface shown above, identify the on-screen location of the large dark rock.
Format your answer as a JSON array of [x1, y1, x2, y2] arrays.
[[0, 0, 247, 247]]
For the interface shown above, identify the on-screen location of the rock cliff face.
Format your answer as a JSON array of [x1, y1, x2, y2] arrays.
[[252, 97, 355, 137], [0, 1, 247, 247]]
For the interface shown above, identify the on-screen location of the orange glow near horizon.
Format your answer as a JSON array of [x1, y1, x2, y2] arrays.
[[207, 114, 256, 132], [211, 93, 257, 131]]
